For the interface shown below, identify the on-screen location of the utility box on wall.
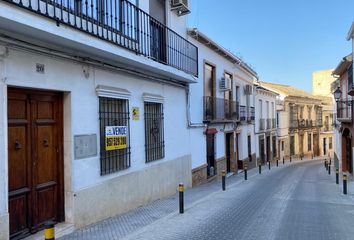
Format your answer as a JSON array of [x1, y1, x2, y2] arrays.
[[74, 134, 97, 159]]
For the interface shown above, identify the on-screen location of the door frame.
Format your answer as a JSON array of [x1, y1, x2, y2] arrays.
[[206, 133, 216, 176], [7, 87, 65, 238], [224, 131, 234, 173]]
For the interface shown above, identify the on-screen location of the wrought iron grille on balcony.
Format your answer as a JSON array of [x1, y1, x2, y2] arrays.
[[203, 96, 239, 121], [248, 107, 255, 122], [290, 119, 314, 129], [322, 123, 333, 132], [266, 118, 271, 129], [5, 0, 198, 76], [337, 100, 352, 122], [240, 105, 246, 121], [272, 118, 276, 129], [259, 118, 265, 131]]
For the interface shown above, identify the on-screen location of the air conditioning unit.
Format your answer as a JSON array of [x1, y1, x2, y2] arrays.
[[171, 0, 191, 16], [244, 85, 253, 95], [219, 77, 232, 91]]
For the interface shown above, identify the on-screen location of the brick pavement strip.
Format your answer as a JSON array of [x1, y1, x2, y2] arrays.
[[59, 158, 354, 240]]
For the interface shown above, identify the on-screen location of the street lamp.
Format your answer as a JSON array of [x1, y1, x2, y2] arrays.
[[333, 87, 342, 101]]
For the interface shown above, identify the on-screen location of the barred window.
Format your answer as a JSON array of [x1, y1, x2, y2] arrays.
[[144, 102, 165, 162], [99, 97, 131, 175]]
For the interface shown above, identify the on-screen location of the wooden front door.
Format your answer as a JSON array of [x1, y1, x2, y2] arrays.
[[225, 132, 234, 173], [313, 133, 319, 156], [206, 134, 215, 176], [8, 88, 64, 239]]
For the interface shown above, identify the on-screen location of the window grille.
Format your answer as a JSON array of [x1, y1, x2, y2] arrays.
[[99, 97, 131, 175], [144, 102, 165, 162], [329, 137, 333, 149]]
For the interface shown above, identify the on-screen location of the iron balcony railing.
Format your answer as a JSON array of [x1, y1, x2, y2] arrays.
[[266, 118, 271, 129], [290, 119, 315, 129], [316, 119, 323, 127], [248, 107, 255, 122], [259, 118, 265, 131], [240, 105, 246, 121], [5, 0, 198, 76], [239, 106, 254, 122], [322, 124, 333, 132], [203, 96, 239, 121], [337, 100, 352, 123]]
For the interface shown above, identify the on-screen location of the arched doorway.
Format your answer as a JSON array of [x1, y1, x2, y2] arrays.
[[342, 128, 353, 174]]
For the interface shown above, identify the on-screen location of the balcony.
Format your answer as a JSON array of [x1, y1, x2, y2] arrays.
[[266, 118, 271, 129], [4, 0, 198, 76], [272, 118, 276, 129], [322, 124, 334, 132], [259, 119, 265, 131], [316, 119, 323, 127], [240, 105, 246, 121], [203, 96, 239, 122], [289, 119, 315, 129], [248, 107, 255, 122], [337, 100, 352, 123]]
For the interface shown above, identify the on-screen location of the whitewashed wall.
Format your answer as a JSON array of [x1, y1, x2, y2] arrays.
[[0, 45, 193, 232], [254, 89, 277, 162], [187, 36, 256, 169], [1, 46, 191, 191]]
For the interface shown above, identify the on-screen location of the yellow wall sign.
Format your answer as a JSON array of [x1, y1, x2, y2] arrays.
[[132, 107, 140, 120], [105, 126, 127, 151]]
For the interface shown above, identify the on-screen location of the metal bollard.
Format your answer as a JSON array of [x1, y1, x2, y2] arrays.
[[324, 160, 326, 168], [290, 156, 292, 162], [259, 164, 261, 174], [336, 169, 339, 184], [276, 159, 278, 167], [268, 161, 271, 170], [179, 183, 184, 213], [329, 158, 332, 166], [343, 175, 348, 195], [44, 221, 55, 240], [301, 155, 303, 160], [325, 160, 328, 171], [222, 170, 226, 191], [328, 165, 331, 175], [283, 157, 285, 165], [244, 165, 248, 180], [312, 154, 314, 159]]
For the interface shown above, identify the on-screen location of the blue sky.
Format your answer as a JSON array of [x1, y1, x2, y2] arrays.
[[187, 0, 354, 93]]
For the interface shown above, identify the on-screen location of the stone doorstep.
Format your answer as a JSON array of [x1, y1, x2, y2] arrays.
[[23, 222, 75, 240]]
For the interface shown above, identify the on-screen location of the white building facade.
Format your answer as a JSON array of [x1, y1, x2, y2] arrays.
[[0, 0, 197, 239], [186, 29, 258, 186], [254, 85, 278, 164]]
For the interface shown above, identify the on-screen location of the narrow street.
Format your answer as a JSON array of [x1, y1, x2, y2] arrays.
[[121, 159, 354, 240], [55, 159, 354, 240]]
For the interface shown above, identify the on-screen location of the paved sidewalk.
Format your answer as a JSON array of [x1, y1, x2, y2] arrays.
[[56, 157, 315, 240]]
